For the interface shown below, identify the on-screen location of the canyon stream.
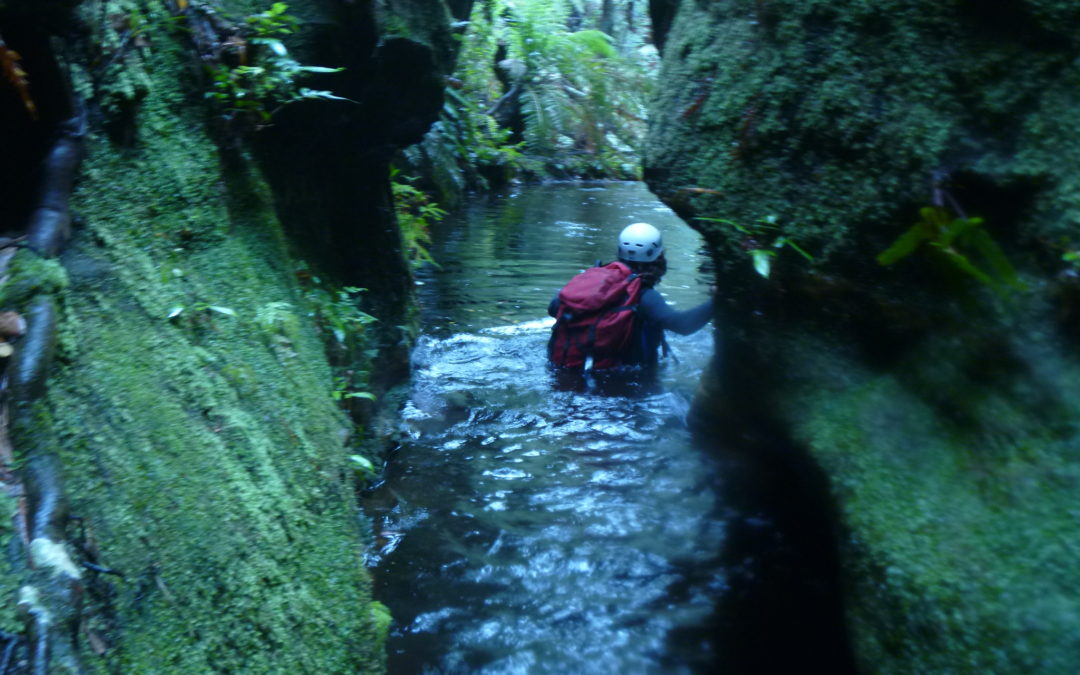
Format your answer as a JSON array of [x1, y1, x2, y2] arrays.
[[364, 182, 853, 674]]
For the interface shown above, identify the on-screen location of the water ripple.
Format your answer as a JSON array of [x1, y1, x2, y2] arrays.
[[372, 183, 724, 674]]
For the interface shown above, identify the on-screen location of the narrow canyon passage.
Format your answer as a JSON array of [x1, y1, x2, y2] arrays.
[[365, 182, 853, 673]]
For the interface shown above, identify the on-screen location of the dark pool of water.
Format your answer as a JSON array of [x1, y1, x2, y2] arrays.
[[365, 182, 852, 674]]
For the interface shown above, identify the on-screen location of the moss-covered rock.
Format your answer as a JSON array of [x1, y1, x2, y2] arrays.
[[57, 129, 386, 669], [0, 0, 461, 669], [646, 0, 1080, 267], [375, 0, 471, 73], [646, 0, 1080, 671], [63, 61, 378, 675]]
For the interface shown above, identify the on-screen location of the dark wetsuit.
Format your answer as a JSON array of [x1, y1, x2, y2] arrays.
[[548, 287, 713, 367]]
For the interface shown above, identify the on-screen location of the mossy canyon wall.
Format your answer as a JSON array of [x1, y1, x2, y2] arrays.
[[645, 0, 1080, 671], [0, 0, 467, 670]]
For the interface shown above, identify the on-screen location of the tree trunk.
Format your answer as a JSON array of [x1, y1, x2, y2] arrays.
[[599, 0, 615, 35]]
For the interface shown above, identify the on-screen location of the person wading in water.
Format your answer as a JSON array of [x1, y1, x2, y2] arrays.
[[548, 222, 714, 370]]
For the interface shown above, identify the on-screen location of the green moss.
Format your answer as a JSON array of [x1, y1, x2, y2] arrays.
[[0, 249, 68, 309], [0, 1, 391, 671], [369, 600, 392, 648], [647, 1, 1080, 671], [374, 0, 458, 71], [756, 297, 1080, 671], [0, 488, 24, 635], [645, 0, 1080, 269]]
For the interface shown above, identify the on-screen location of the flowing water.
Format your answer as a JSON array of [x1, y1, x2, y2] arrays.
[[366, 182, 851, 673]]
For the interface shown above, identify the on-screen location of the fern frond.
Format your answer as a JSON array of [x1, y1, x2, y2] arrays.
[[568, 29, 616, 58]]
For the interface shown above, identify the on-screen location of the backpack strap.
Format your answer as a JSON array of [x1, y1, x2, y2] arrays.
[[551, 308, 576, 366]]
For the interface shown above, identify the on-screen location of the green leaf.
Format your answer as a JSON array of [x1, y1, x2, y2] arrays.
[[263, 39, 288, 57], [750, 249, 774, 278], [696, 217, 753, 234], [920, 206, 952, 229], [296, 88, 358, 105], [567, 30, 616, 58], [778, 237, 814, 261], [938, 215, 980, 247], [931, 244, 996, 287], [966, 227, 1023, 290], [294, 66, 344, 74], [345, 391, 377, 401], [348, 454, 375, 472], [877, 222, 931, 266]]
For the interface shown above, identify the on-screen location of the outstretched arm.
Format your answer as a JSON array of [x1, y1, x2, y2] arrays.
[[639, 288, 714, 335]]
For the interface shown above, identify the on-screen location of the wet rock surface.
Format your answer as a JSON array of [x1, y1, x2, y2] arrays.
[[645, 1, 1080, 671]]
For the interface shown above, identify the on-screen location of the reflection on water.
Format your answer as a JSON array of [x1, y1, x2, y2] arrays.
[[367, 183, 724, 673], [415, 181, 714, 337]]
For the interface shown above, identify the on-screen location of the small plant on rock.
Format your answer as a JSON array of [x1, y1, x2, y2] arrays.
[[205, 3, 353, 132], [391, 167, 446, 269], [299, 271, 378, 354], [877, 206, 1022, 294], [698, 214, 813, 279], [296, 264, 379, 409]]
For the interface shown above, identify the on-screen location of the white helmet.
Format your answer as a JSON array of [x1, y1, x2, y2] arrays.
[[617, 222, 664, 262]]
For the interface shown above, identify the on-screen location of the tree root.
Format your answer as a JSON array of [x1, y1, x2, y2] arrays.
[[25, 109, 85, 258], [4, 100, 88, 674]]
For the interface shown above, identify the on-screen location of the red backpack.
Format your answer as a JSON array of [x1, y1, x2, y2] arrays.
[[548, 261, 643, 369]]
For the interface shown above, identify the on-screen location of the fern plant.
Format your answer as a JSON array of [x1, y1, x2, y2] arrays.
[[391, 167, 446, 269], [419, 0, 655, 183], [503, 2, 650, 173]]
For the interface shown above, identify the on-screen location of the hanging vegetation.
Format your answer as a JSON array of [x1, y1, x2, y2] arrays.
[[402, 0, 656, 200]]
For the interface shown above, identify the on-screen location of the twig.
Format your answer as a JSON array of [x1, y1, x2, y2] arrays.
[[931, 171, 969, 220], [81, 561, 125, 578]]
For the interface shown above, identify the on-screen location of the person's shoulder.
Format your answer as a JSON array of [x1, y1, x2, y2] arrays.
[[639, 286, 663, 302], [637, 286, 666, 313]]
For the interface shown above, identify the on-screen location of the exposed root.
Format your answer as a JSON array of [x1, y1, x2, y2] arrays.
[[3, 97, 87, 673], [26, 108, 86, 258]]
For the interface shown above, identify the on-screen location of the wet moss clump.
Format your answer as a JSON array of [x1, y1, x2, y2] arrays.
[[0, 249, 68, 309]]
